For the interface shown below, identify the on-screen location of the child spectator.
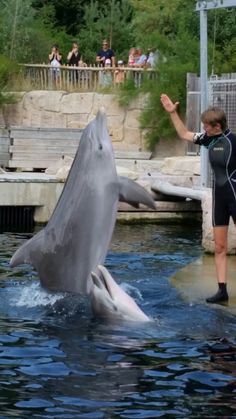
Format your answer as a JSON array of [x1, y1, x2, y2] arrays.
[[128, 47, 136, 67], [114, 60, 125, 84], [48, 44, 62, 84]]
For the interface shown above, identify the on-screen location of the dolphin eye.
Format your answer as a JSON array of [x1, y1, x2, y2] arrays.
[[98, 144, 103, 150]]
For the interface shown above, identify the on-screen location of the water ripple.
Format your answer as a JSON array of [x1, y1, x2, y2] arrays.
[[0, 223, 235, 418]]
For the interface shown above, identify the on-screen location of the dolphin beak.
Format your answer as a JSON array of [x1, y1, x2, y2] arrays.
[[95, 108, 108, 151], [91, 271, 110, 295]]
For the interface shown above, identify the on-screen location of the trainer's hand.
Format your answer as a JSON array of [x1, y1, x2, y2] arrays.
[[160, 93, 179, 113]]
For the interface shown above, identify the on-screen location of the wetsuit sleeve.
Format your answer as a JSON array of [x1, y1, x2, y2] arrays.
[[193, 132, 205, 145]]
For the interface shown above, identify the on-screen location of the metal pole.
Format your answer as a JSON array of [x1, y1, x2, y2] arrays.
[[196, 0, 236, 187], [200, 8, 210, 187]]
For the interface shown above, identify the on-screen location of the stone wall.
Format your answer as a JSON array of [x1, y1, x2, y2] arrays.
[[2, 91, 186, 156], [201, 190, 236, 255]]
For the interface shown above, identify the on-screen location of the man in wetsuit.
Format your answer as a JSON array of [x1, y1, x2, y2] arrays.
[[160, 93, 236, 304]]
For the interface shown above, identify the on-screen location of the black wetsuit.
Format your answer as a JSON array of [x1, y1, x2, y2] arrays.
[[193, 129, 236, 226]]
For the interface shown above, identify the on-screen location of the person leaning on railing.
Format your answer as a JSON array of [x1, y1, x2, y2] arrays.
[[67, 42, 81, 66], [48, 44, 62, 65], [48, 44, 62, 83], [67, 42, 81, 82]]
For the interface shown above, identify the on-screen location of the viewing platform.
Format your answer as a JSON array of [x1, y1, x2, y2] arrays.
[[20, 63, 157, 91]]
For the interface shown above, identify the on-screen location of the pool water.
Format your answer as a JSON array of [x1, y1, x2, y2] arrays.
[[0, 223, 235, 418]]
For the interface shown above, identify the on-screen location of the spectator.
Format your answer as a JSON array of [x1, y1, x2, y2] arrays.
[[128, 47, 136, 67], [96, 39, 115, 67], [146, 48, 159, 68], [100, 57, 113, 87], [67, 42, 81, 66], [67, 42, 82, 83], [48, 44, 62, 84], [114, 60, 125, 85], [78, 58, 87, 67], [48, 44, 62, 65], [135, 47, 147, 68]]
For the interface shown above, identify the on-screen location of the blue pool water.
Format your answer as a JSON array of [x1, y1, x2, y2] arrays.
[[0, 223, 236, 418]]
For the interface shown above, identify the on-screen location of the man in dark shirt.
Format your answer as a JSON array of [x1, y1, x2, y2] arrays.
[[96, 39, 115, 67]]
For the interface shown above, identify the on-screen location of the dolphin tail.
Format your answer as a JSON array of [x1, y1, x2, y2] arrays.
[[118, 176, 156, 209], [10, 229, 44, 268]]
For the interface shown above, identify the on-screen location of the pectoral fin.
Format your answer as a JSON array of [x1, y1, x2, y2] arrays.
[[118, 176, 156, 209]]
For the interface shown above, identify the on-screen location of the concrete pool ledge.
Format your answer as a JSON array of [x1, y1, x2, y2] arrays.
[[171, 255, 236, 315], [0, 170, 201, 224], [0, 172, 64, 223]]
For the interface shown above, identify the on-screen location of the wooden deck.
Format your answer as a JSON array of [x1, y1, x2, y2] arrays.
[[0, 126, 152, 171], [8, 126, 83, 170]]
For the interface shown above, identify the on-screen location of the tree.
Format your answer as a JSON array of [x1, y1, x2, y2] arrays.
[[0, 55, 20, 107], [76, 0, 135, 64], [124, 0, 236, 149], [32, 0, 118, 35], [0, 0, 36, 61]]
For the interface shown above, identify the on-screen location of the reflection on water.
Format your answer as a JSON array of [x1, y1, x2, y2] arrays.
[[0, 222, 236, 418]]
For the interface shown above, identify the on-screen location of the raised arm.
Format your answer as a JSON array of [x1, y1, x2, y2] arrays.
[[160, 94, 194, 142]]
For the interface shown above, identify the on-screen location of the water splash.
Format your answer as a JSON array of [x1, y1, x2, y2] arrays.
[[121, 282, 143, 301], [11, 281, 65, 308]]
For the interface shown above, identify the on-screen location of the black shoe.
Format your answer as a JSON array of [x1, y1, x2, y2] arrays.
[[206, 285, 229, 304]]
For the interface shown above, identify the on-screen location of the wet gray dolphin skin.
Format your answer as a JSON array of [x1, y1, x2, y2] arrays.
[[10, 109, 155, 294]]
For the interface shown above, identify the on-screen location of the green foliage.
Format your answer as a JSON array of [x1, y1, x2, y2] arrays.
[[76, 0, 135, 64], [0, 0, 33, 60], [122, 0, 199, 149], [139, 62, 191, 150], [124, 0, 236, 150], [118, 77, 139, 107], [218, 37, 236, 73], [0, 55, 20, 107], [32, 0, 92, 35]]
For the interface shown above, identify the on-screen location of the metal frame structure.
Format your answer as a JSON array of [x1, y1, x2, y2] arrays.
[[195, 0, 236, 187], [196, 0, 236, 10]]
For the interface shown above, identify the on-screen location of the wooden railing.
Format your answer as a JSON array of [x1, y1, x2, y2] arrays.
[[19, 64, 157, 91]]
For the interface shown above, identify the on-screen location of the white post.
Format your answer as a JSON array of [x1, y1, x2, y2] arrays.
[[196, 0, 236, 186], [199, 8, 210, 187]]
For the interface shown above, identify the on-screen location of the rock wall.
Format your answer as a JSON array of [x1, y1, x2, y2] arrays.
[[201, 190, 236, 254], [2, 91, 186, 156]]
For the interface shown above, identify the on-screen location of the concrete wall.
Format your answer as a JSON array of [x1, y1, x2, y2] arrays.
[[1, 91, 186, 157]]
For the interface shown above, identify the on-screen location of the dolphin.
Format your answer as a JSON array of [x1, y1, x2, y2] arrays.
[[10, 109, 156, 294], [90, 265, 151, 323]]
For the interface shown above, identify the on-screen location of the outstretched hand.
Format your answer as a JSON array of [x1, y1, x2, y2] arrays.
[[160, 94, 179, 113]]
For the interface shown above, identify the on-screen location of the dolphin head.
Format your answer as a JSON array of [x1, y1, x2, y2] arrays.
[[78, 108, 114, 160], [90, 265, 150, 323]]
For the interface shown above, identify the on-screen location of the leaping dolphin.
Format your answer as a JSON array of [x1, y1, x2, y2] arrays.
[[90, 265, 151, 323], [10, 109, 156, 295]]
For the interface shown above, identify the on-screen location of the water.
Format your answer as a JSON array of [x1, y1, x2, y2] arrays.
[[0, 223, 236, 418]]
